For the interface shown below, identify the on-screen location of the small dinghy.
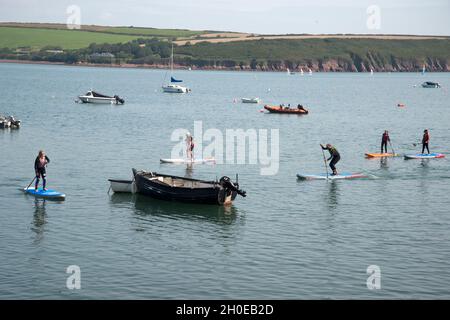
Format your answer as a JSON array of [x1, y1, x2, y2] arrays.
[[108, 179, 136, 193], [241, 97, 260, 104], [23, 187, 66, 201]]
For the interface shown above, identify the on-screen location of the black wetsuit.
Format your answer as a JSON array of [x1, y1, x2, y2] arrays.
[[34, 156, 50, 189], [381, 133, 390, 153], [322, 145, 340, 173], [422, 132, 430, 154]]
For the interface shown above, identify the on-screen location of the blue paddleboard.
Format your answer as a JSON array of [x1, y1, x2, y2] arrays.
[[297, 172, 368, 180], [23, 187, 66, 200], [404, 153, 445, 160]]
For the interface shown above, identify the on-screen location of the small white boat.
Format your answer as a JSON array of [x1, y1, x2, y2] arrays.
[[241, 97, 260, 104], [300, 68, 304, 76], [308, 68, 313, 75], [421, 81, 441, 88], [0, 118, 11, 129], [78, 90, 125, 104], [162, 84, 190, 93], [108, 179, 136, 193]]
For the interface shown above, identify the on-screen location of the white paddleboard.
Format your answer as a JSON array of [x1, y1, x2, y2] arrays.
[[404, 153, 445, 160], [160, 158, 216, 164], [297, 172, 368, 180]]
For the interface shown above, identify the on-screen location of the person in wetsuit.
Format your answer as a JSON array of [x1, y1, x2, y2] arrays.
[[34, 150, 50, 191], [186, 132, 194, 161], [381, 130, 390, 153], [321, 144, 340, 175], [422, 129, 430, 154]]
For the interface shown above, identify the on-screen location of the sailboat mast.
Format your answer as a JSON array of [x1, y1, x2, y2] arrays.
[[171, 43, 174, 74]]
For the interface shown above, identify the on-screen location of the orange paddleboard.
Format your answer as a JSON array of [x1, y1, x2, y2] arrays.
[[365, 153, 397, 158]]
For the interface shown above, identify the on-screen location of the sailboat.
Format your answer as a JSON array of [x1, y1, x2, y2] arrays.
[[308, 68, 312, 75], [422, 64, 426, 75], [300, 68, 304, 76], [370, 68, 374, 75], [162, 44, 190, 93]]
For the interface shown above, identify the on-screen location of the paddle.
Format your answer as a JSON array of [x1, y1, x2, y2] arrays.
[[25, 176, 36, 190], [320, 145, 329, 180], [388, 140, 396, 155]]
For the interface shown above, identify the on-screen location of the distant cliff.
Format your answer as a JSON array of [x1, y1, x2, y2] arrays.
[[173, 38, 450, 72]]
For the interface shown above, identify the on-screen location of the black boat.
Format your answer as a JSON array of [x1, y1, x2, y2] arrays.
[[132, 169, 246, 205]]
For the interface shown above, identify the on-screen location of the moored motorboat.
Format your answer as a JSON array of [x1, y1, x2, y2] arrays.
[[421, 81, 441, 88], [264, 105, 309, 114], [78, 90, 125, 104], [162, 84, 190, 93], [241, 97, 260, 104], [132, 169, 246, 205]]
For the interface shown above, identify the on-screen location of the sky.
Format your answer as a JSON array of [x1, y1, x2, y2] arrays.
[[0, 0, 449, 35]]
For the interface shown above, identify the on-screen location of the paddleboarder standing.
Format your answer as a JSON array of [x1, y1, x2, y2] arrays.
[[34, 150, 50, 191], [422, 129, 430, 154], [186, 132, 194, 161], [381, 130, 390, 153], [321, 144, 340, 175]]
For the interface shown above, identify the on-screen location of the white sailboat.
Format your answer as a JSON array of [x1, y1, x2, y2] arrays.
[[300, 68, 304, 76], [308, 68, 312, 75], [422, 64, 426, 75], [370, 68, 374, 75], [162, 44, 190, 93]]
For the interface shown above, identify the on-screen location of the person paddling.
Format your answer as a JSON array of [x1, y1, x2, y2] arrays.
[[422, 129, 430, 154], [320, 144, 340, 175], [381, 130, 390, 153], [34, 150, 50, 191]]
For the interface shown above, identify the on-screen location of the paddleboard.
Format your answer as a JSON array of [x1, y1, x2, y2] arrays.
[[404, 153, 445, 160], [365, 153, 397, 158], [297, 172, 368, 180], [23, 187, 66, 200], [160, 158, 216, 164]]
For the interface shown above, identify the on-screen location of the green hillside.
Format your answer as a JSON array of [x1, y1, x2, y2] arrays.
[[0, 27, 145, 50]]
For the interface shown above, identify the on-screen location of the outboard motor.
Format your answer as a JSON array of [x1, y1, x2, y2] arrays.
[[114, 95, 125, 104], [219, 176, 246, 197]]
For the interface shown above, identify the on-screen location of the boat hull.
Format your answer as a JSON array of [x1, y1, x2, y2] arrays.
[[133, 169, 238, 205], [162, 85, 189, 93], [78, 97, 121, 104], [108, 179, 136, 193], [264, 105, 308, 114]]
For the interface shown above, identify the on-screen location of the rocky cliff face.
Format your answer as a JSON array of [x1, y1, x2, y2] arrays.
[[240, 57, 450, 72]]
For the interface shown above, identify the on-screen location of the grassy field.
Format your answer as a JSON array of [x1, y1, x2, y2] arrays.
[[99, 26, 204, 37], [0, 23, 205, 39], [0, 27, 146, 50]]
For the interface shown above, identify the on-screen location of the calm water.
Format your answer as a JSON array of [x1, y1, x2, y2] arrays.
[[0, 62, 449, 299]]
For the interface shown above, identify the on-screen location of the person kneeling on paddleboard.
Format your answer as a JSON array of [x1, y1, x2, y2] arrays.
[[422, 129, 430, 154], [34, 150, 50, 191], [321, 144, 340, 175], [381, 130, 390, 153]]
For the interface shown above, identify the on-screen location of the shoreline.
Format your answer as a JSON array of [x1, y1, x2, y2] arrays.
[[1, 59, 448, 73]]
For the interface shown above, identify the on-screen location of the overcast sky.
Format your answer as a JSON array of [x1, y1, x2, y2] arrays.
[[0, 0, 448, 35]]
